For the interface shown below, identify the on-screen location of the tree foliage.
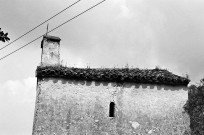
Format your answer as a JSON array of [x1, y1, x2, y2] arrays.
[[183, 78, 204, 134], [0, 28, 10, 42]]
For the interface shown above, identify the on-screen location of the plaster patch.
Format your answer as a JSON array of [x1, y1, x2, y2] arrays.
[[129, 121, 140, 129], [95, 120, 99, 122], [148, 129, 153, 134]]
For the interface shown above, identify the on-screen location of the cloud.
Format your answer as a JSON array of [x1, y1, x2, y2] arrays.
[[0, 77, 36, 103], [0, 77, 36, 135], [139, 0, 204, 82], [59, 0, 204, 82], [112, 0, 133, 18], [1, 0, 204, 84]]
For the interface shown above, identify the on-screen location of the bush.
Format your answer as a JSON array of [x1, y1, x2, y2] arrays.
[[183, 80, 204, 135]]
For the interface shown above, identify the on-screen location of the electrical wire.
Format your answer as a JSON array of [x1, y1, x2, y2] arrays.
[[0, 0, 106, 61], [0, 0, 82, 51]]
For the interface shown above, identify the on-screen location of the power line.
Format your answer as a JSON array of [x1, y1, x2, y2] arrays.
[[0, 0, 82, 51], [0, 0, 106, 61]]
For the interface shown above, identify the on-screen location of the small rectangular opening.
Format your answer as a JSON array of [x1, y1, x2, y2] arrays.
[[109, 102, 115, 117]]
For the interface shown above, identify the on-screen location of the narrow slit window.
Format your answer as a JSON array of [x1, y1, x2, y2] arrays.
[[109, 102, 115, 117]]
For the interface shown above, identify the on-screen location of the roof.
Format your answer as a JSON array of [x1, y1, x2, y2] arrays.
[[43, 35, 61, 41], [36, 66, 190, 86]]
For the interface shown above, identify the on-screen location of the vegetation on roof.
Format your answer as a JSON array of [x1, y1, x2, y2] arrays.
[[36, 66, 190, 86]]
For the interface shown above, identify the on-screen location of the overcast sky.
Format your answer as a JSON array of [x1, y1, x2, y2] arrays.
[[1, 0, 204, 134]]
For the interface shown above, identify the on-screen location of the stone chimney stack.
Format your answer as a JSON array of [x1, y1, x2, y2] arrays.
[[41, 35, 61, 66]]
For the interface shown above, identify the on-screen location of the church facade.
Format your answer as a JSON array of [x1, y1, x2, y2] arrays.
[[32, 35, 190, 135]]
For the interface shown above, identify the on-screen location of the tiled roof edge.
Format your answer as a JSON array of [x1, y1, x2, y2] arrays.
[[36, 66, 190, 86]]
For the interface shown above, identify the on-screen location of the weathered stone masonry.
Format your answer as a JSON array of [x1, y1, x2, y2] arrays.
[[32, 35, 190, 135], [33, 78, 189, 135]]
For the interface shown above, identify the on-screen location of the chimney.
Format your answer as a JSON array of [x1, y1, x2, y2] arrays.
[[41, 35, 61, 66]]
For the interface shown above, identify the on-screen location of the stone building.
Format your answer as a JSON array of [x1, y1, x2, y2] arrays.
[[32, 35, 190, 135]]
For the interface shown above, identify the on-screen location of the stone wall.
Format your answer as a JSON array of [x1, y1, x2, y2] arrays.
[[41, 38, 60, 66], [32, 78, 190, 135]]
